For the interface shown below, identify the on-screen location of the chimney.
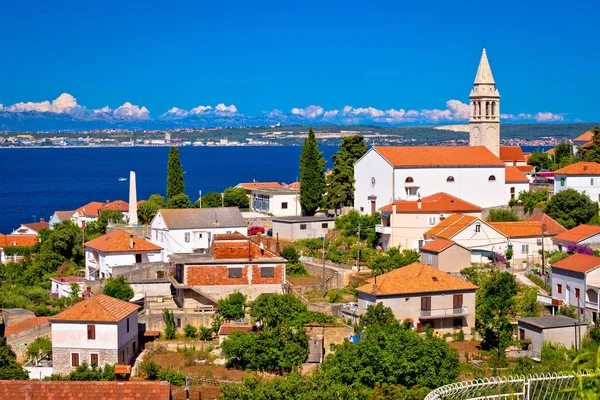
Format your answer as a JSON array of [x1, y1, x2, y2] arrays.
[[417, 199, 422, 209], [584, 165, 589, 173], [129, 234, 134, 249], [129, 171, 138, 226], [373, 283, 378, 293], [392, 203, 397, 214], [275, 233, 280, 256], [40, 218, 45, 223]]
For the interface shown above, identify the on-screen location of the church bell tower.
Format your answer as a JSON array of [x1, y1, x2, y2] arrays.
[[469, 48, 500, 157]]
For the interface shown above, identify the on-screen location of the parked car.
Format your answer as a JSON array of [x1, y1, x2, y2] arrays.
[[248, 226, 265, 236]]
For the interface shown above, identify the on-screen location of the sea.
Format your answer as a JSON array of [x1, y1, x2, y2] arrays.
[[0, 144, 552, 234]]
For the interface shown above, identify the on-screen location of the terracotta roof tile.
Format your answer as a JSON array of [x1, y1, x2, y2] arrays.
[[157, 208, 246, 230], [84, 230, 162, 253], [553, 224, 600, 243], [287, 182, 300, 189], [517, 165, 535, 174], [0, 381, 171, 399], [53, 211, 76, 222], [500, 146, 526, 162], [554, 162, 600, 175], [552, 253, 600, 274], [505, 166, 530, 183], [22, 221, 50, 232], [356, 262, 477, 295], [214, 232, 247, 240], [574, 130, 594, 142], [488, 221, 542, 238], [424, 214, 478, 239], [527, 213, 567, 236], [373, 146, 505, 167], [76, 201, 105, 217], [0, 234, 38, 247], [238, 182, 283, 189], [379, 192, 482, 214], [50, 276, 86, 284], [419, 238, 462, 253], [547, 148, 556, 156], [100, 200, 129, 212], [218, 324, 254, 335], [4, 317, 49, 336], [50, 293, 139, 323]]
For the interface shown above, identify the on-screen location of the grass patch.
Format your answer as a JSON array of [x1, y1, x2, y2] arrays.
[[526, 273, 550, 293]]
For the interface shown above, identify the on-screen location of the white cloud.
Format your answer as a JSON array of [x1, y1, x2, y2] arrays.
[[93, 106, 111, 114], [291, 105, 324, 119], [0, 104, 3, 110], [190, 105, 212, 114], [323, 109, 339, 119], [534, 112, 564, 122], [215, 103, 237, 113], [7, 99, 52, 113], [5, 93, 82, 113], [501, 111, 564, 122], [113, 102, 150, 119], [341, 106, 386, 117], [164, 107, 189, 117]]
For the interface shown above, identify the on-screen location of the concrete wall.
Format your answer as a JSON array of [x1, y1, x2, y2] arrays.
[[518, 321, 587, 357], [551, 268, 585, 307], [305, 325, 354, 358], [112, 262, 171, 281], [505, 182, 529, 204], [421, 245, 472, 274], [555, 175, 600, 203], [141, 311, 214, 332], [6, 323, 51, 362], [354, 149, 395, 213], [272, 220, 333, 241]]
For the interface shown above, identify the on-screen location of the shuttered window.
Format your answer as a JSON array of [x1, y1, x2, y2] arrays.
[[87, 325, 95, 340], [90, 353, 99, 366], [71, 353, 80, 367]]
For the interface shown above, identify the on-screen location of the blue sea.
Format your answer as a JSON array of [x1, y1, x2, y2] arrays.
[[0, 146, 338, 234]]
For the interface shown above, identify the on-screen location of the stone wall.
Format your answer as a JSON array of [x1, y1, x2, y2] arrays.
[[52, 347, 118, 376], [112, 262, 171, 281], [141, 311, 215, 332], [6, 323, 51, 363], [305, 325, 354, 358]]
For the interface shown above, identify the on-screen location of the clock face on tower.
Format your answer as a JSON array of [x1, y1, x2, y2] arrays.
[[371, 177, 376, 187]]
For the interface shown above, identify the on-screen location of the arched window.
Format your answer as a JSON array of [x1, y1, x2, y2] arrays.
[[405, 177, 414, 183], [491, 102, 496, 116], [488, 175, 496, 181], [486, 102, 490, 116], [447, 176, 455, 182]]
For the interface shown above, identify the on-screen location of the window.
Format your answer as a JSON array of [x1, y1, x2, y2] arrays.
[[446, 176, 455, 182], [557, 284, 562, 294], [521, 244, 529, 254], [421, 296, 431, 311], [281, 202, 288, 209], [560, 177, 565, 186], [537, 238, 543, 246], [229, 268, 243, 278], [184, 232, 190, 242], [90, 353, 99, 366], [261, 267, 274, 278], [71, 353, 80, 367], [453, 319, 463, 329], [198, 233, 203, 239], [428, 216, 437, 226], [453, 294, 463, 309], [405, 177, 414, 183], [592, 178, 595, 186], [510, 187, 515, 200], [475, 224, 481, 233], [87, 325, 95, 340], [300, 224, 307, 230], [576, 288, 580, 298], [135, 254, 142, 263], [426, 253, 433, 265], [127, 318, 130, 333], [519, 329, 525, 340], [321, 223, 329, 229], [488, 175, 496, 181], [364, 299, 371, 310], [360, 207, 364, 212], [176, 318, 181, 328]]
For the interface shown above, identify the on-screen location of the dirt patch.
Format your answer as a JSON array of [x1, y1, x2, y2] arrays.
[[172, 384, 222, 400], [449, 340, 481, 353], [146, 352, 185, 369], [287, 275, 321, 286]]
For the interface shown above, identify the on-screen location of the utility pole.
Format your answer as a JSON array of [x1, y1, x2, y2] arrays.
[[541, 220, 546, 278], [321, 237, 326, 298], [356, 222, 361, 272], [577, 295, 582, 350]]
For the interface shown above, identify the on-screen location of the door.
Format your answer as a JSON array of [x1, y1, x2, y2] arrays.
[[453, 294, 463, 310], [370, 200, 376, 215]]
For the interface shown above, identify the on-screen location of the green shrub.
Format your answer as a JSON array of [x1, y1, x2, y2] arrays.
[[139, 360, 161, 380], [199, 326, 213, 341], [281, 245, 300, 264], [457, 330, 465, 342], [158, 367, 186, 386], [217, 292, 246, 320], [162, 309, 176, 340], [327, 291, 343, 303], [286, 262, 308, 277], [183, 324, 197, 338]]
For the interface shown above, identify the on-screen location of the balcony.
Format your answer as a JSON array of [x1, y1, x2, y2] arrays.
[[419, 307, 468, 320], [375, 224, 391, 235]]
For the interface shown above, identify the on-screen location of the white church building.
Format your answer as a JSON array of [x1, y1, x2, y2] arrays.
[[354, 49, 528, 213]]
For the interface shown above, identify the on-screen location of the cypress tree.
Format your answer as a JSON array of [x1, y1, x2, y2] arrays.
[[324, 135, 367, 209], [166, 146, 185, 202], [299, 127, 326, 216]]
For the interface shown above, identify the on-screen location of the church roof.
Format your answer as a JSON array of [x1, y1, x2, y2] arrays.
[[373, 146, 504, 168], [499, 146, 526, 162], [474, 48, 495, 85]]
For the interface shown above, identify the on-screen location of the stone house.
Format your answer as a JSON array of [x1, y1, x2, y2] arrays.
[[356, 262, 477, 335], [419, 238, 471, 274], [217, 323, 253, 345], [49, 294, 140, 375], [518, 316, 587, 359], [3, 316, 51, 362]]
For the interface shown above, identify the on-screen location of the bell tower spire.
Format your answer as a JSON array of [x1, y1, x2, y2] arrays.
[[469, 48, 500, 157]]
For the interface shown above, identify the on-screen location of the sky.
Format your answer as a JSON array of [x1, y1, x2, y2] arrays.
[[0, 0, 599, 124]]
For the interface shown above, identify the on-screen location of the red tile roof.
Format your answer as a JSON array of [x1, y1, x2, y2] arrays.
[[287, 182, 300, 190], [505, 166, 530, 183], [488, 221, 542, 238], [0, 234, 38, 247], [420, 238, 463, 253], [0, 381, 171, 400], [4, 316, 49, 336], [373, 146, 505, 167], [50, 294, 139, 323], [22, 221, 50, 232], [553, 224, 600, 243], [574, 130, 594, 142], [100, 200, 129, 212], [552, 253, 600, 274], [76, 201, 105, 217], [500, 146, 526, 162], [53, 211, 76, 222], [379, 192, 482, 214], [218, 324, 254, 335], [527, 213, 567, 236], [517, 165, 535, 174], [84, 230, 162, 253], [238, 182, 283, 189], [356, 262, 477, 295], [554, 162, 600, 175], [424, 214, 479, 239], [50, 276, 86, 284], [214, 232, 248, 240]]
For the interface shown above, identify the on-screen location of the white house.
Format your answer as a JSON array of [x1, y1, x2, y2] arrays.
[[150, 208, 247, 256], [49, 211, 76, 230], [573, 130, 594, 154], [376, 192, 483, 250], [550, 253, 600, 322], [354, 146, 507, 213], [72, 201, 105, 227], [505, 166, 530, 203], [10, 218, 50, 235], [237, 182, 301, 217], [84, 230, 163, 280], [51, 277, 87, 298], [49, 294, 140, 375], [552, 224, 600, 252], [554, 162, 600, 203]]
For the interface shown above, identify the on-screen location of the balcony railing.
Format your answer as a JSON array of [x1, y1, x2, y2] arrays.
[[585, 300, 600, 312], [419, 307, 468, 319], [375, 224, 391, 235]]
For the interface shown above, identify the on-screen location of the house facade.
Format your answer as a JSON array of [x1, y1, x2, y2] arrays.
[[376, 192, 483, 250], [50, 294, 140, 375], [49, 211, 76, 230], [150, 208, 247, 256], [272, 215, 334, 241], [554, 162, 600, 203], [504, 166, 530, 203], [0, 234, 39, 263], [356, 262, 477, 335], [170, 233, 286, 307], [552, 224, 600, 252], [51, 277, 87, 298], [85, 230, 163, 280], [419, 238, 472, 274], [237, 182, 301, 217], [573, 130, 594, 154], [10, 218, 49, 235]]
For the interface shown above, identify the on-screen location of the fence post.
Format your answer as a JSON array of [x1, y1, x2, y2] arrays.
[[524, 378, 530, 400]]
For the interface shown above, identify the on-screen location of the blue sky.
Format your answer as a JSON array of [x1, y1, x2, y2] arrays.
[[0, 0, 599, 124]]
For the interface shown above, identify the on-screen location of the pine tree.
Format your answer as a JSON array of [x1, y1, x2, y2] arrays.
[[324, 135, 367, 209], [299, 128, 326, 216], [166, 146, 185, 202]]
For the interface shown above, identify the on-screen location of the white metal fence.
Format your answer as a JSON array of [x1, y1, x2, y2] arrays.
[[425, 371, 597, 400]]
